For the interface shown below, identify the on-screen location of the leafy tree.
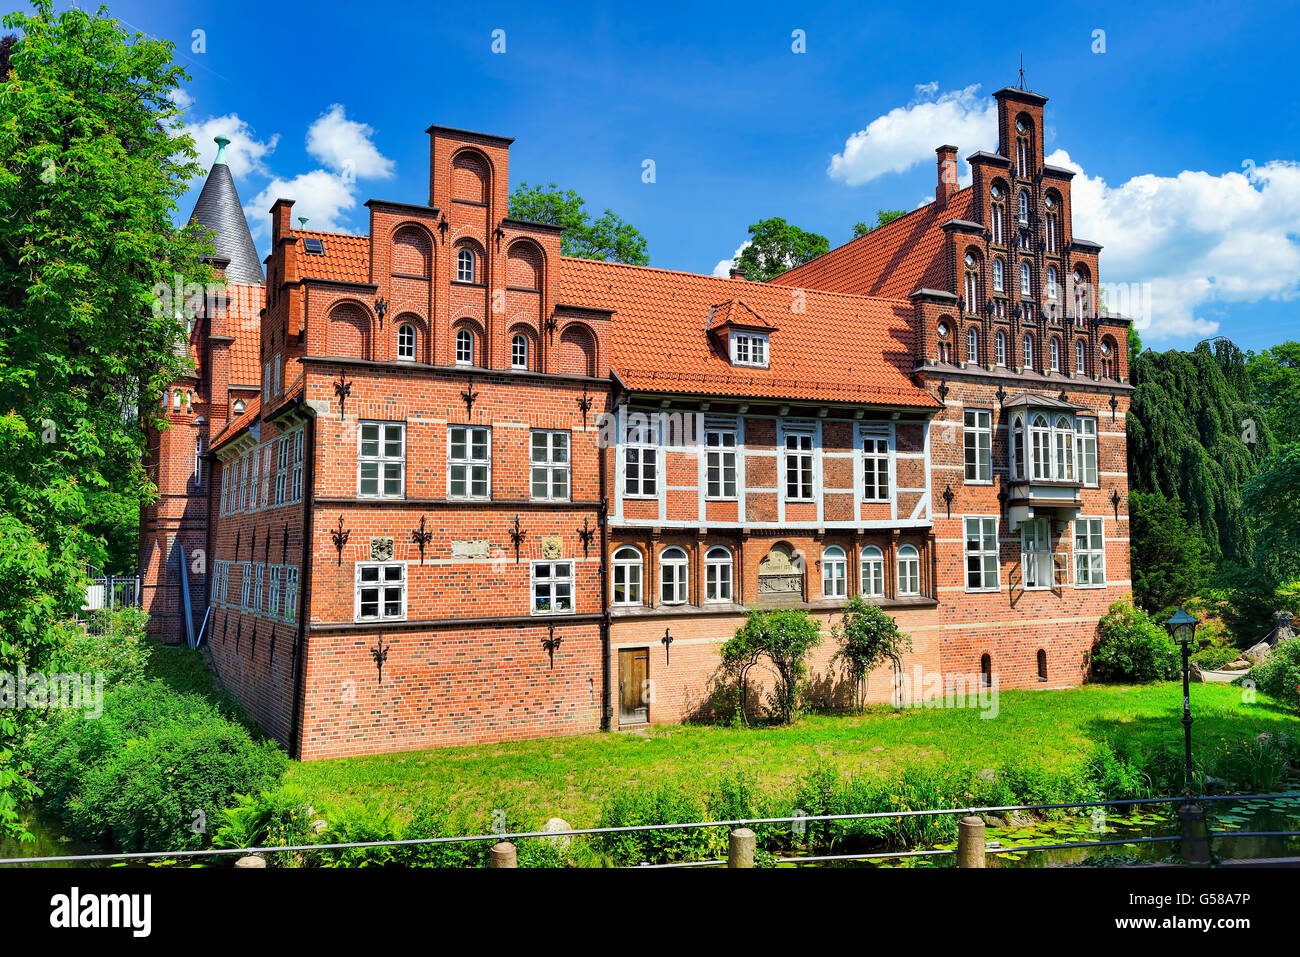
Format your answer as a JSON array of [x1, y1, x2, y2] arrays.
[[1241, 443, 1300, 600], [0, 1, 205, 836], [1128, 491, 1212, 615], [1090, 600, 1179, 683], [508, 182, 648, 265], [1245, 341, 1300, 446], [734, 217, 828, 282], [1127, 323, 1142, 359], [1126, 340, 1274, 564], [831, 595, 911, 711], [851, 209, 907, 239], [720, 609, 822, 724]]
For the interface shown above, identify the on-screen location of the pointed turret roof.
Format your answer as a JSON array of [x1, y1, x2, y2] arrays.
[[189, 135, 264, 285]]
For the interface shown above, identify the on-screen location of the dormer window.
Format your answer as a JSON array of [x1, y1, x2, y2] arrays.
[[730, 332, 768, 367]]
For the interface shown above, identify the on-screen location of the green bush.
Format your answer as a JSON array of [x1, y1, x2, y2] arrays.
[[50, 608, 152, 684], [1090, 600, 1179, 682], [1248, 638, 1300, 711], [1190, 645, 1240, 671], [595, 779, 719, 865], [27, 679, 285, 851]]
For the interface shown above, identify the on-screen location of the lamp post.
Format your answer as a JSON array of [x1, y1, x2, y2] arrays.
[[1165, 606, 1200, 800]]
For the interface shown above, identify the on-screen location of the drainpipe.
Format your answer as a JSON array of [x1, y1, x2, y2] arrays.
[[288, 405, 316, 759], [599, 423, 611, 732]]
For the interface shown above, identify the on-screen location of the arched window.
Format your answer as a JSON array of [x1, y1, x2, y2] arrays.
[[1031, 414, 1052, 480], [1010, 414, 1025, 480], [456, 247, 476, 283], [981, 653, 993, 687], [1037, 648, 1048, 681], [705, 546, 733, 603], [1075, 339, 1086, 374], [1050, 337, 1061, 372], [995, 331, 1007, 367], [511, 333, 528, 370], [1023, 333, 1035, 371], [1046, 265, 1058, 300], [232, 398, 245, 415], [612, 547, 643, 605], [455, 328, 474, 365], [1017, 191, 1030, 224], [990, 183, 1006, 245], [1015, 116, 1031, 176], [1073, 267, 1089, 319], [963, 252, 979, 313], [992, 257, 1004, 293], [937, 321, 952, 363], [1100, 338, 1116, 378], [861, 545, 884, 597], [660, 546, 688, 605], [1054, 415, 1075, 480], [967, 327, 979, 364], [821, 545, 847, 598], [1044, 194, 1060, 254], [1020, 261, 1032, 297], [897, 545, 920, 597], [397, 323, 415, 361]]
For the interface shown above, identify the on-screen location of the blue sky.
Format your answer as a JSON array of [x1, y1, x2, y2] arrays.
[[106, 0, 1300, 351]]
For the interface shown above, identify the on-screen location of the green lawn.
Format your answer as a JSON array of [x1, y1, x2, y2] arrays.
[[285, 683, 1299, 827]]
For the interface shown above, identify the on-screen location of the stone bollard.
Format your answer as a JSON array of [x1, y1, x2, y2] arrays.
[[1178, 803, 1211, 866], [728, 828, 756, 868], [957, 815, 986, 868], [489, 841, 518, 868], [234, 855, 266, 868]]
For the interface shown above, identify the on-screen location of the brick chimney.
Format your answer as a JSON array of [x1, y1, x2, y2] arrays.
[[935, 145, 959, 208], [729, 267, 747, 281]]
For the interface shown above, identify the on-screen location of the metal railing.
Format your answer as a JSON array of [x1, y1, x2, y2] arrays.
[[4, 792, 1297, 868]]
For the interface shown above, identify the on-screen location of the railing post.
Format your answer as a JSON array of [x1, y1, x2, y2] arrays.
[[957, 815, 986, 868], [489, 842, 517, 868], [728, 827, 756, 868], [1178, 803, 1211, 866]]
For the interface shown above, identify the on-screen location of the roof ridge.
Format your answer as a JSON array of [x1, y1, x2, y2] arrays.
[[290, 228, 370, 241]]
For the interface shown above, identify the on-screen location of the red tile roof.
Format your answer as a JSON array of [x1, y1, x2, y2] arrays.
[[292, 229, 371, 285], [771, 189, 972, 299], [226, 308, 262, 386], [210, 394, 261, 451], [557, 259, 938, 409]]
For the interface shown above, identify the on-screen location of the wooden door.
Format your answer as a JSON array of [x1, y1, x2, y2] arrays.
[[618, 648, 649, 724]]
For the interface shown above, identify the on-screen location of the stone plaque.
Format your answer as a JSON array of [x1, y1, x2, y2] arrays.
[[451, 539, 490, 559], [540, 536, 564, 560], [370, 537, 394, 562], [757, 543, 802, 596]]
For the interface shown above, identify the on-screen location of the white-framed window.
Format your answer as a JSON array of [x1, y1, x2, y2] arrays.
[[660, 547, 688, 605], [991, 196, 1005, 245], [511, 333, 528, 370], [448, 425, 490, 499], [964, 517, 999, 591], [992, 258, 1004, 292], [290, 432, 303, 502], [964, 409, 992, 482], [251, 563, 264, 611], [262, 444, 275, 508], [1054, 415, 1075, 481], [861, 545, 884, 598], [356, 562, 406, 621], [1076, 417, 1098, 486], [623, 416, 658, 497], [274, 436, 289, 505], [1021, 518, 1053, 590], [1050, 338, 1061, 372], [897, 545, 921, 597], [456, 248, 476, 283], [273, 354, 281, 396], [967, 327, 979, 364], [861, 429, 890, 501], [705, 426, 737, 499], [194, 437, 204, 490], [1017, 190, 1030, 223], [455, 328, 474, 365], [248, 448, 261, 509], [233, 398, 246, 415], [1030, 414, 1052, 480], [821, 545, 847, 598], [262, 361, 270, 399], [359, 421, 405, 498], [269, 565, 282, 616], [1075, 339, 1087, 374], [219, 561, 230, 603], [730, 332, 768, 367], [1023, 334, 1035, 371], [1047, 265, 1059, 300], [1020, 260, 1032, 297], [532, 561, 573, 615], [1100, 339, 1115, 378], [963, 253, 978, 312], [995, 331, 1007, 367], [784, 427, 814, 501], [937, 321, 952, 362], [612, 547, 643, 605], [1074, 518, 1106, 587], [397, 323, 416, 361], [705, 546, 733, 602], [530, 429, 570, 501], [283, 566, 299, 621]]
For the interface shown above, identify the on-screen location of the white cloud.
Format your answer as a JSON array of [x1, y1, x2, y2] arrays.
[[828, 83, 997, 187], [713, 240, 751, 277], [306, 104, 395, 181], [245, 170, 360, 237], [1050, 150, 1300, 340], [185, 113, 279, 179]]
